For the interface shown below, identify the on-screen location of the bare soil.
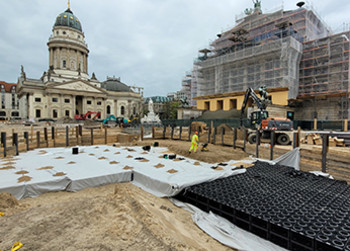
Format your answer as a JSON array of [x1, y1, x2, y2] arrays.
[[0, 139, 247, 251]]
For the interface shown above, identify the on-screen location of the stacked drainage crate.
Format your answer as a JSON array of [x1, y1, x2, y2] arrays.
[[175, 161, 350, 251]]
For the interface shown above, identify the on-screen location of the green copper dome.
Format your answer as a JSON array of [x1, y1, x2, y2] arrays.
[[54, 8, 82, 32]]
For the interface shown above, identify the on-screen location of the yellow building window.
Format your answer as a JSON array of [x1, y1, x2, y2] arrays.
[[217, 100, 223, 110], [204, 101, 210, 110], [229, 99, 237, 109]]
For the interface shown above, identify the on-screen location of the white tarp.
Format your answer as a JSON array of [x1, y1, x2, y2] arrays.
[[172, 199, 287, 251], [0, 145, 249, 199], [273, 147, 300, 170], [252, 147, 300, 170]]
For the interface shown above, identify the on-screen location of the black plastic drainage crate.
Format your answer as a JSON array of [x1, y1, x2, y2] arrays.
[[174, 161, 350, 251]]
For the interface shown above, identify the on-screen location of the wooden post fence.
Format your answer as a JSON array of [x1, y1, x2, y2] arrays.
[[1, 132, 6, 157], [90, 128, 94, 145], [24, 132, 29, 151], [233, 128, 237, 149], [322, 134, 329, 173], [270, 131, 275, 160], [256, 130, 260, 158], [66, 126, 69, 147], [13, 133, 18, 156]]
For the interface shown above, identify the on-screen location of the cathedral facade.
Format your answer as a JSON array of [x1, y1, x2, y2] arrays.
[[16, 6, 143, 121]]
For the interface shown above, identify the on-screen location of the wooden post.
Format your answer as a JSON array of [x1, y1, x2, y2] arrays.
[[105, 127, 108, 144], [256, 130, 260, 158], [79, 125, 83, 136], [1, 132, 6, 157], [140, 126, 144, 141], [270, 131, 275, 160], [66, 126, 69, 147], [44, 127, 48, 147], [13, 133, 18, 156], [75, 126, 79, 145], [243, 129, 247, 152], [322, 134, 329, 173], [221, 127, 225, 146], [179, 126, 182, 140], [213, 127, 217, 145], [12, 128, 15, 146], [24, 132, 29, 151], [210, 121, 214, 141], [36, 131, 40, 148], [314, 118, 317, 130], [52, 127, 56, 147], [344, 119, 348, 132], [91, 128, 94, 145], [31, 125, 34, 142], [233, 128, 237, 149], [293, 132, 297, 149], [171, 126, 174, 140], [152, 126, 155, 139], [297, 126, 301, 147], [208, 126, 211, 145]]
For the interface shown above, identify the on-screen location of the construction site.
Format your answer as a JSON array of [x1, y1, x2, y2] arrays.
[[194, 2, 350, 122], [2, 2, 350, 251]]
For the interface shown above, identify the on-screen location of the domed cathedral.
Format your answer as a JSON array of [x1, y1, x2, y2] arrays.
[[16, 1, 143, 121]]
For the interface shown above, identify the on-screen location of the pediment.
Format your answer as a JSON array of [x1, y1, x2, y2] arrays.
[[50, 81, 104, 93]]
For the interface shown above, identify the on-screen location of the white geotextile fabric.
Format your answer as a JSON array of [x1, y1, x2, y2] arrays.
[[172, 199, 287, 251], [132, 167, 246, 197], [0, 145, 250, 199], [251, 147, 300, 170]]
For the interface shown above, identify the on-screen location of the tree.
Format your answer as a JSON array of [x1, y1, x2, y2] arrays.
[[161, 100, 180, 120]]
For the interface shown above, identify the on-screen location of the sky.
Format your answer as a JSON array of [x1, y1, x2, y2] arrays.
[[0, 0, 350, 97]]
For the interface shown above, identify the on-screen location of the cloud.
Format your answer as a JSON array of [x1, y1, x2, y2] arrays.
[[0, 0, 349, 96]]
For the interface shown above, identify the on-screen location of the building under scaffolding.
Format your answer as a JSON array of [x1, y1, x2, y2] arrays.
[[194, 3, 350, 120]]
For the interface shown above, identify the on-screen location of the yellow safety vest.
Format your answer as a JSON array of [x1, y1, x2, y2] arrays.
[[192, 134, 198, 144]]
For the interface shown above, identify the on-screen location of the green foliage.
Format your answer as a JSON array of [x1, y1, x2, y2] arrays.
[[161, 101, 181, 120]]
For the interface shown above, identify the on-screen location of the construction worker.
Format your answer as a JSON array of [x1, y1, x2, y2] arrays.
[[189, 131, 199, 154]]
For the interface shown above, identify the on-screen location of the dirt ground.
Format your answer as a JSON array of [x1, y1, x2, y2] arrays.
[[0, 139, 248, 251]]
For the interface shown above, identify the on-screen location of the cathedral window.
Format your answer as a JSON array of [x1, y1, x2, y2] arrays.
[[107, 105, 111, 115], [11, 111, 19, 117], [52, 97, 58, 102], [64, 99, 70, 103], [35, 97, 41, 102], [65, 110, 70, 117], [133, 107, 136, 115], [53, 109, 58, 118], [35, 109, 41, 118], [97, 101, 102, 105], [121, 106, 125, 115], [87, 100, 92, 105], [63, 60, 66, 68]]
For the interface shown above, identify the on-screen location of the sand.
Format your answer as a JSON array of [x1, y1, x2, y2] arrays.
[[0, 139, 247, 251]]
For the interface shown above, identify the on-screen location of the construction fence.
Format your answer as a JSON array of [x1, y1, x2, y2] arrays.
[[152, 124, 350, 183], [162, 119, 350, 131], [0, 125, 139, 157]]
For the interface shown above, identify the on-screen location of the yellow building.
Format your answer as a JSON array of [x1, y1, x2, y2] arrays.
[[195, 87, 291, 118]]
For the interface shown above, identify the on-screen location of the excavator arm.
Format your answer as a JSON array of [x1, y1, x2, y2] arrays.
[[240, 87, 268, 127]]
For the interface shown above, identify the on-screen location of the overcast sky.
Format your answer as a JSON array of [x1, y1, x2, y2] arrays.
[[1, 0, 349, 97]]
